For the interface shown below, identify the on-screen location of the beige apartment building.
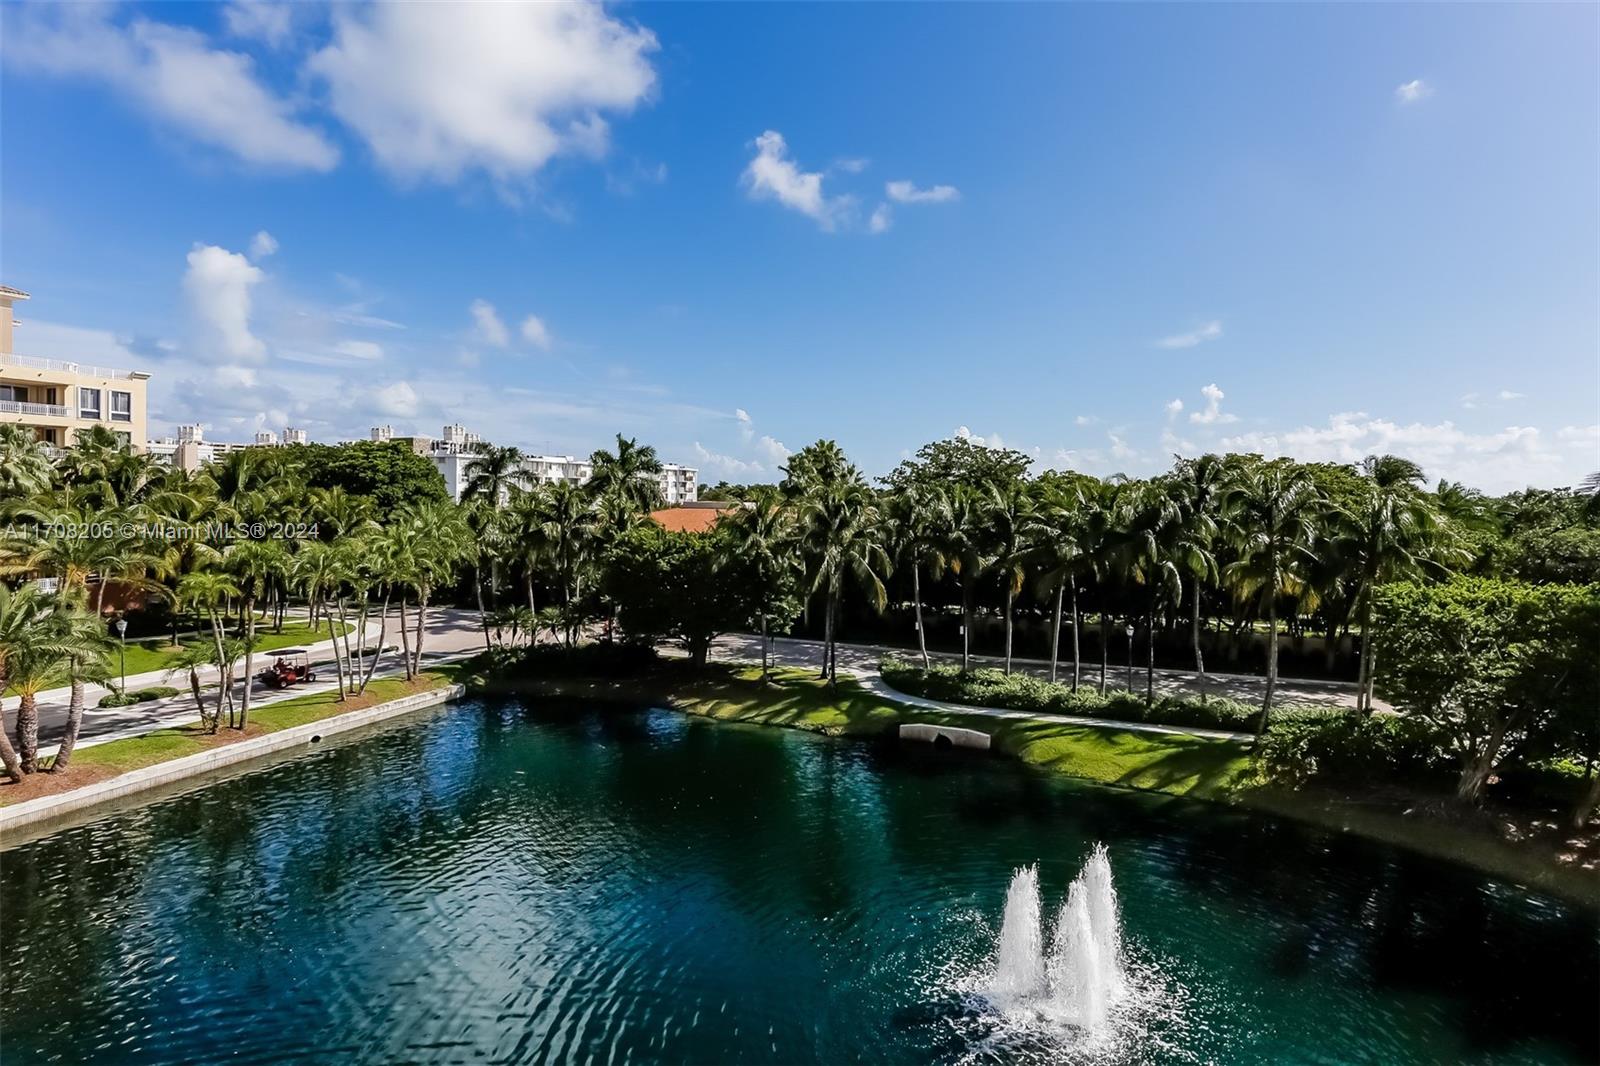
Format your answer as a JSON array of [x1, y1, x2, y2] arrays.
[[0, 285, 150, 451]]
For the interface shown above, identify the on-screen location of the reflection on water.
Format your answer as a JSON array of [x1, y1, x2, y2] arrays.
[[1, 698, 1595, 1064]]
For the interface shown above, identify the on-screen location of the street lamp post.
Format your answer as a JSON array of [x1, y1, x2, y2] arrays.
[[114, 617, 128, 696], [1125, 623, 1135, 692]]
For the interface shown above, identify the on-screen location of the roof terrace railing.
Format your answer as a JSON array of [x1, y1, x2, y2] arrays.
[[1, 352, 141, 380], [0, 398, 70, 418]]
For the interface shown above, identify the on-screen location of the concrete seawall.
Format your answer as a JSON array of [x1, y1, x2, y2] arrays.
[[0, 684, 465, 840]]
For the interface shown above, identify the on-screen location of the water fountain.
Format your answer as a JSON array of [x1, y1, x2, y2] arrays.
[[988, 844, 1126, 1031]]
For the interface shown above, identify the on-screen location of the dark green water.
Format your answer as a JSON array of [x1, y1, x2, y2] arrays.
[[1, 698, 1595, 1064]]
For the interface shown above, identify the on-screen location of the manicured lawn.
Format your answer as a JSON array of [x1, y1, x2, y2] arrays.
[[669, 667, 1253, 800], [113, 620, 353, 677]]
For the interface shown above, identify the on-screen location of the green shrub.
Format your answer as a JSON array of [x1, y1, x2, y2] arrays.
[[878, 657, 1326, 734], [1258, 712, 1441, 787], [97, 685, 182, 709], [483, 640, 662, 679]]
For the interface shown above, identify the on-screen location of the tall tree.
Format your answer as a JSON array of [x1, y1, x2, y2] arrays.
[[886, 483, 951, 670], [720, 490, 801, 680], [588, 435, 663, 512], [1168, 456, 1229, 698], [1027, 474, 1092, 686], [988, 481, 1037, 675], [796, 478, 891, 685], [1222, 462, 1325, 738]]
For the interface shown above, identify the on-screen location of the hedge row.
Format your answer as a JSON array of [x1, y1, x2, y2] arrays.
[[97, 686, 182, 709]]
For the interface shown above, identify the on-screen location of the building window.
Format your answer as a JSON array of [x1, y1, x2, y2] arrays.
[[78, 387, 102, 420], [110, 390, 132, 422], [1, 385, 26, 403]]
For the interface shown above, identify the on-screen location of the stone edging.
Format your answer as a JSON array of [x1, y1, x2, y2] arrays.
[[0, 684, 465, 837]]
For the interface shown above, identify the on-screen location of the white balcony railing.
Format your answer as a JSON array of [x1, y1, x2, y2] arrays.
[[0, 399, 70, 418], [0, 352, 140, 380]]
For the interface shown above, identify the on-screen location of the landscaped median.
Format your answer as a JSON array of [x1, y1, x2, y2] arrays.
[[0, 666, 469, 831]]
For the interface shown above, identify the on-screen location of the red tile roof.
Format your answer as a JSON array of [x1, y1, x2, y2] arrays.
[[650, 505, 734, 533]]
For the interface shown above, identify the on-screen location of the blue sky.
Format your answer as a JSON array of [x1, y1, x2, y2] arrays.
[[2, 1, 1596, 492]]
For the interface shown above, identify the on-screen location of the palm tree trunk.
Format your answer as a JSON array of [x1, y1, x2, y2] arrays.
[[1049, 583, 1063, 683], [207, 607, 231, 729], [1356, 596, 1375, 714], [16, 692, 38, 773], [359, 590, 391, 693], [759, 611, 770, 681], [239, 597, 255, 730], [1099, 612, 1109, 696], [913, 565, 929, 670], [1003, 585, 1015, 676], [525, 573, 537, 634], [1257, 594, 1279, 743], [52, 672, 86, 772], [1070, 578, 1081, 693], [0, 699, 22, 782], [186, 666, 213, 731], [1191, 578, 1207, 702], [1146, 589, 1156, 707], [399, 599, 414, 680], [412, 588, 429, 676], [960, 586, 972, 674], [475, 564, 492, 651], [327, 611, 347, 700]]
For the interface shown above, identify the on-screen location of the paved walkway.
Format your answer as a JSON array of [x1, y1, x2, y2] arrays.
[[707, 633, 1384, 711], [692, 633, 1255, 743]]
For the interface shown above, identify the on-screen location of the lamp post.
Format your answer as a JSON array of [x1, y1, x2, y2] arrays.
[[114, 617, 128, 696], [1125, 623, 1135, 691]]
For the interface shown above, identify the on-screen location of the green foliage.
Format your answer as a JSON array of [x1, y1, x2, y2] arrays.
[[601, 525, 762, 665], [98, 686, 182, 709], [1373, 577, 1600, 800], [884, 435, 1033, 491], [1499, 524, 1600, 585], [878, 656, 1326, 733], [284, 441, 449, 519], [1258, 712, 1440, 788]]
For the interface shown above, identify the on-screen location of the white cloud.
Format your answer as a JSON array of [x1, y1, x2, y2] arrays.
[[222, 1, 294, 48], [1074, 414, 1099, 427], [373, 380, 419, 417], [693, 441, 761, 475], [249, 230, 279, 259], [955, 425, 1009, 450], [869, 203, 892, 234], [734, 408, 753, 441], [333, 340, 383, 361], [1164, 398, 1184, 418], [308, 3, 657, 182], [1189, 382, 1238, 425], [755, 434, 791, 466], [184, 243, 266, 363], [520, 314, 552, 350], [470, 299, 509, 347], [834, 157, 869, 174], [1460, 392, 1480, 410], [1108, 432, 1137, 462], [1395, 79, 1433, 104], [1157, 320, 1223, 349], [742, 130, 852, 231], [1497, 390, 1525, 401], [5, 6, 337, 171], [1218, 413, 1578, 493], [885, 180, 959, 204]]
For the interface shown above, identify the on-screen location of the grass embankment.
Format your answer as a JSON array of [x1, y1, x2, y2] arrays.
[[0, 665, 465, 807], [513, 663, 1255, 801], [115, 621, 352, 676], [497, 659, 1597, 906]]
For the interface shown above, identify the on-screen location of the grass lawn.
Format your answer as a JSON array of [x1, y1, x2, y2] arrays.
[[532, 664, 1254, 802], [0, 666, 465, 806], [114, 620, 353, 677]]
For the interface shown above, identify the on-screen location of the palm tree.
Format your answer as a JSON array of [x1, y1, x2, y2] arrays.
[[1169, 456, 1229, 698], [587, 434, 663, 512], [988, 481, 1037, 675], [226, 539, 288, 730], [1349, 455, 1458, 713], [292, 541, 351, 699], [400, 500, 470, 673], [720, 490, 798, 680], [4, 502, 165, 614], [938, 487, 996, 674], [539, 482, 597, 648], [1027, 476, 1091, 685], [886, 483, 950, 670], [508, 484, 554, 620], [164, 641, 224, 732], [0, 425, 55, 501], [462, 445, 527, 511], [1116, 479, 1183, 705], [4, 617, 64, 774], [48, 596, 114, 773], [0, 583, 60, 780], [177, 570, 242, 730], [796, 479, 891, 685], [1222, 462, 1326, 737]]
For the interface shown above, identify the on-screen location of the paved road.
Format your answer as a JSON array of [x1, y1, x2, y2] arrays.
[[17, 608, 496, 752], [706, 633, 1384, 711]]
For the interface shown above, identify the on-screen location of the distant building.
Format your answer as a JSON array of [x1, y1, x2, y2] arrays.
[[1, 285, 151, 452], [381, 422, 696, 505], [148, 423, 302, 471]]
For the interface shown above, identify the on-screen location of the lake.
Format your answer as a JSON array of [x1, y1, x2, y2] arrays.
[[2, 697, 1594, 1064]]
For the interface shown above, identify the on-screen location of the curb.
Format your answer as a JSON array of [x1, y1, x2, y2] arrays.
[[0, 683, 466, 838]]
